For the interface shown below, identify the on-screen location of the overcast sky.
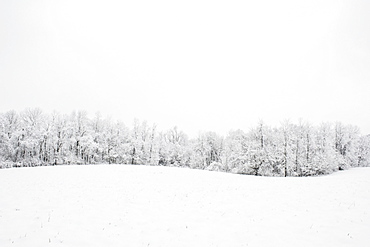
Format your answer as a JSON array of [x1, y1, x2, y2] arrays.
[[1, 0, 369, 136]]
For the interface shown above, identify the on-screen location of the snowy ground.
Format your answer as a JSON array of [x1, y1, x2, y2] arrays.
[[0, 165, 369, 247]]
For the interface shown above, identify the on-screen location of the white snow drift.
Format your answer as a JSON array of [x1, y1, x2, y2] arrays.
[[1, 165, 369, 247]]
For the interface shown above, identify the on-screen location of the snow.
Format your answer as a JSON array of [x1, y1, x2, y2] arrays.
[[1, 165, 369, 247]]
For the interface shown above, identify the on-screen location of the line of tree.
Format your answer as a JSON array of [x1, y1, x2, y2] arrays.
[[0, 108, 369, 176]]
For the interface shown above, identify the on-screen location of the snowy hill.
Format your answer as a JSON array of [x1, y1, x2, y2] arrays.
[[1, 165, 369, 247]]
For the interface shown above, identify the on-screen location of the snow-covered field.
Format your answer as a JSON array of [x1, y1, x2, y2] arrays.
[[0, 165, 369, 247]]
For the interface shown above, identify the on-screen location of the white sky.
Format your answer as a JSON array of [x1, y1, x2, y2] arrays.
[[1, 0, 370, 136]]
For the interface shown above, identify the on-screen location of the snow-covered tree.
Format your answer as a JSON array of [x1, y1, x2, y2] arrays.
[[358, 135, 370, 167], [158, 126, 190, 167], [0, 109, 369, 177], [194, 131, 223, 170]]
